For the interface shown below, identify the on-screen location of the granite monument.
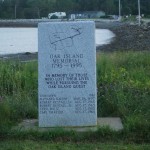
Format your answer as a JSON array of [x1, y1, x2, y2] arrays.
[[38, 21, 97, 127]]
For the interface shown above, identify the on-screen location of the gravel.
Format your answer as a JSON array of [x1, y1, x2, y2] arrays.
[[96, 22, 150, 52]]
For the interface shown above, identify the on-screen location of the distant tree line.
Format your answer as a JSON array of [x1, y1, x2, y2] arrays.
[[0, 0, 150, 19]]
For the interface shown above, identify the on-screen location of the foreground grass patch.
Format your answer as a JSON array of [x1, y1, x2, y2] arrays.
[[0, 51, 150, 142], [0, 140, 150, 150], [97, 51, 150, 135], [0, 61, 38, 127]]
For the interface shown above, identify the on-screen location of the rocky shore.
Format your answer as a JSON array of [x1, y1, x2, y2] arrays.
[[96, 21, 150, 52], [0, 19, 54, 27], [0, 52, 38, 62]]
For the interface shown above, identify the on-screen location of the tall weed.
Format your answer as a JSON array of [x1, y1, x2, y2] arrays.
[[97, 51, 150, 122]]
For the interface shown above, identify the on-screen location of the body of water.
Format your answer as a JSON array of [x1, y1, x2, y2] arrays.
[[0, 28, 115, 55]]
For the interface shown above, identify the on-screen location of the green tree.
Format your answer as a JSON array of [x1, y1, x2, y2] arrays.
[[0, 0, 150, 19]]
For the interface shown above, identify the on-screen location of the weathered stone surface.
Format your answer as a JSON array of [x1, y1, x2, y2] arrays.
[[38, 21, 97, 127]]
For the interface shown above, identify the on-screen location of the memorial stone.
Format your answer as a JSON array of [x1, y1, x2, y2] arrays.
[[38, 21, 97, 127]]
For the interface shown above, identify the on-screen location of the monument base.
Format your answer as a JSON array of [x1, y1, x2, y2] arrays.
[[14, 118, 123, 132]]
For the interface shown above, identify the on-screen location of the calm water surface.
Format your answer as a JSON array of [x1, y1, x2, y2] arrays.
[[0, 28, 115, 55]]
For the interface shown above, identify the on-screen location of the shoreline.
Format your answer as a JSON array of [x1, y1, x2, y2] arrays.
[[0, 21, 150, 61], [0, 19, 52, 27], [0, 19, 119, 27], [0, 52, 38, 62]]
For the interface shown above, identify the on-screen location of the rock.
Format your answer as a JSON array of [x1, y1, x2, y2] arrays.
[[139, 34, 144, 38], [97, 24, 150, 52], [143, 26, 149, 31], [24, 52, 31, 55], [147, 22, 150, 26]]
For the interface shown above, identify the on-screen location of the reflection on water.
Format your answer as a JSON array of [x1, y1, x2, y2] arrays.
[[0, 28, 37, 55], [0, 28, 115, 55], [96, 29, 115, 46]]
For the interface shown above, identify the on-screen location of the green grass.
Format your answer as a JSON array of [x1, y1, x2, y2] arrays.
[[0, 140, 150, 150], [96, 51, 150, 143], [121, 16, 137, 22], [0, 60, 38, 127], [97, 51, 150, 120], [0, 51, 150, 143]]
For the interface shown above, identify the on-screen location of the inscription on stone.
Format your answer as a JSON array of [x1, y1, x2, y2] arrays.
[[38, 21, 97, 127]]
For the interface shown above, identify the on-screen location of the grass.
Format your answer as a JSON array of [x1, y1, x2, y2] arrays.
[[0, 61, 38, 127], [97, 51, 150, 122], [96, 51, 150, 143], [121, 16, 137, 22], [0, 51, 150, 143], [0, 140, 150, 150]]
